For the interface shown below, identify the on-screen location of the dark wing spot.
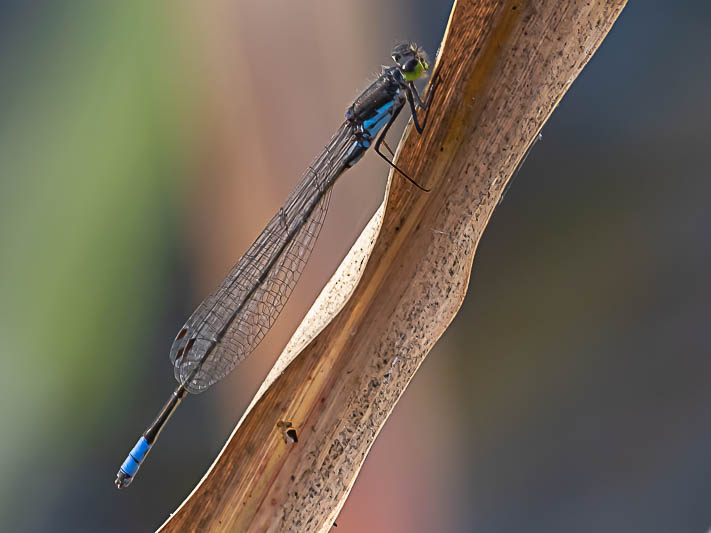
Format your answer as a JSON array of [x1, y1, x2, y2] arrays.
[[184, 337, 196, 356]]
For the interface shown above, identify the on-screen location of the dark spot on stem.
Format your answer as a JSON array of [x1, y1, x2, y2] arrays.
[[286, 428, 299, 443]]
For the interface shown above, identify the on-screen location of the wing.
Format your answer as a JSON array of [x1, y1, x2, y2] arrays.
[[170, 122, 357, 393]]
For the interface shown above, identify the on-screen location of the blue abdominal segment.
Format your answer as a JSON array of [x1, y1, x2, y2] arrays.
[[120, 436, 151, 477]]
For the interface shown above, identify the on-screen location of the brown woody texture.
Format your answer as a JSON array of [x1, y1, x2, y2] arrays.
[[159, 1, 628, 531]]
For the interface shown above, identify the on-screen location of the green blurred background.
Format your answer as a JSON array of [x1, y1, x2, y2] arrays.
[[1, 1, 710, 531]]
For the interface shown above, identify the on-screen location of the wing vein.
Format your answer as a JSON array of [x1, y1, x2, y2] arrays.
[[170, 122, 357, 393]]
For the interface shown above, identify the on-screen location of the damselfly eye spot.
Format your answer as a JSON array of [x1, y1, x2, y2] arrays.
[[176, 328, 188, 341]]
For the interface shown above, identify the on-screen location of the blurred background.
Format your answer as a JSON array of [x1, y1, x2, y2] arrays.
[[1, 1, 710, 531]]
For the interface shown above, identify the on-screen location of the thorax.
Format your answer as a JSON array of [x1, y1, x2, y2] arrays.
[[347, 67, 406, 127]]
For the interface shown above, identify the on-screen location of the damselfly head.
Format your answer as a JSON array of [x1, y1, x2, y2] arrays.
[[392, 42, 429, 82]]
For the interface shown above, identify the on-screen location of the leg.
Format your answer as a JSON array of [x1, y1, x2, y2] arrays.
[[406, 90, 426, 134], [374, 113, 430, 192], [409, 75, 438, 109], [382, 139, 395, 157], [407, 71, 441, 133]]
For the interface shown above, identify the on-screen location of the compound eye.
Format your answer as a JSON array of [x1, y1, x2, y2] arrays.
[[402, 58, 418, 72]]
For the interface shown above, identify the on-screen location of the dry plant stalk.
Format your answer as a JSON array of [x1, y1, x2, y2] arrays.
[[159, 1, 628, 531]]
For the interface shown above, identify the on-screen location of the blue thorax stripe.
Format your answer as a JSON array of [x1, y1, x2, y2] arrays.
[[363, 100, 395, 135]]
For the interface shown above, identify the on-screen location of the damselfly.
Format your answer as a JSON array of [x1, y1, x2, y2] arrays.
[[116, 42, 439, 489]]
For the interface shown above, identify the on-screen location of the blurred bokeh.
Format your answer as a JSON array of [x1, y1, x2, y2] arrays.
[[1, 1, 709, 531]]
